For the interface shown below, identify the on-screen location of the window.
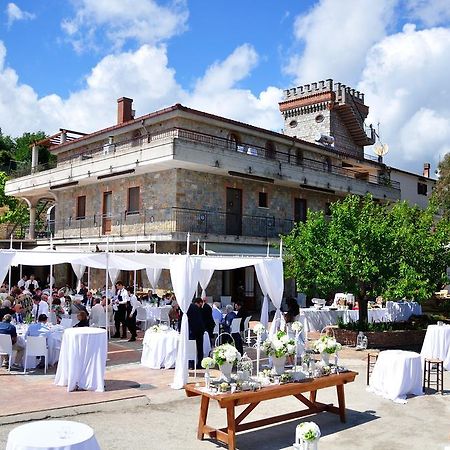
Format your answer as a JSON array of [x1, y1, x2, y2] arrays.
[[417, 182, 427, 196], [295, 149, 304, 166], [127, 187, 140, 214], [294, 198, 307, 223], [325, 202, 332, 216], [315, 114, 324, 123], [76, 195, 86, 220], [258, 192, 268, 208], [265, 141, 276, 159], [289, 120, 297, 128]]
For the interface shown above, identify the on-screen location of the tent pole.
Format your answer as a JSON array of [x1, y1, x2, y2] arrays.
[[133, 240, 137, 294], [105, 237, 110, 339], [8, 236, 12, 293]]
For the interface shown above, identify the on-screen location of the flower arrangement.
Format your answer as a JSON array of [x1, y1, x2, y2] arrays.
[[291, 321, 303, 333], [212, 343, 241, 366], [313, 335, 342, 354], [238, 355, 253, 373], [262, 330, 296, 358], [201, 357, 215, 369], [253, 322, 265, 334], [296, 422, 321, 442]]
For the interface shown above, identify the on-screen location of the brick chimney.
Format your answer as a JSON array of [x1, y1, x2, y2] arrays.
[[117, 97, 134, 124], [423, 162, 430, 178]]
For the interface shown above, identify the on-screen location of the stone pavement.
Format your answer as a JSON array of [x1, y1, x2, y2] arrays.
[[0, 332, 449, 449]]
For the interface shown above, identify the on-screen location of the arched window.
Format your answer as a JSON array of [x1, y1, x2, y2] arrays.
[[265, 141, 276, 160]]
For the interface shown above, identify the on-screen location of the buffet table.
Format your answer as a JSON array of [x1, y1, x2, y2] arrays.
[[6, 420, 100, 450], [185, 371, 358, 450], [55, 328, 107, 392], [386, 301, 422, 321], [420, 324, 450, 370]]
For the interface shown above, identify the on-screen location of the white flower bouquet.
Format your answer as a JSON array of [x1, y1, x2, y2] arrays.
[[201, 357, 215, 369], [212, 343, 241, 367], [149, 325, 160, 333], [253, 322, 265, 334], [291, 321, 303, 333], [262, 330, 296, 358], [296, 421, 321, 442], [313, 335, 342, 354]]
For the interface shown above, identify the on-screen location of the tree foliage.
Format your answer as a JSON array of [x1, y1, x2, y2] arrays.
[[283, 195, 450, 323], [433, 153, 450, 217]]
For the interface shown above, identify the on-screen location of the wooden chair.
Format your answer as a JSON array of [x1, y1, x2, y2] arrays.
[[366, 352, 379, 385], [423, 358, 444, 394]]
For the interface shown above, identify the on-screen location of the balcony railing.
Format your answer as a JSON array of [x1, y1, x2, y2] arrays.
[[10, 207, 295, 241]]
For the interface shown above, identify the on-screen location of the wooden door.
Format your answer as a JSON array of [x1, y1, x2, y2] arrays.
[[294, 198, 307, 223], [226, 188, 242, 235]]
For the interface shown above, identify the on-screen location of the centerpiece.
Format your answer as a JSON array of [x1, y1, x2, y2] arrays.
[[212, 344, 241, 382], [312, 335, 342, 366], [262, 330, 296, 375]]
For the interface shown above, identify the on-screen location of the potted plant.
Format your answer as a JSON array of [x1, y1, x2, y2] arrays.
[[312, 335, 342, 365], [262, 330, 296, 375], [212, 344, 241, 382]]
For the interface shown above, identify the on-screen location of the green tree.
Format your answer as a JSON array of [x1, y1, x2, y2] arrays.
[[433, 153, 450, 217], [283, 195, 450, 326]]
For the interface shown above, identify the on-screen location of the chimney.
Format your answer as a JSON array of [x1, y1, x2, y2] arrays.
[[423, 162, 430, 178], [117, 97, 134, 124]]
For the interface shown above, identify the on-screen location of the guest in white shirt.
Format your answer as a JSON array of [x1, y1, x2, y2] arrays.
[[113, 281, 129, 339], [212, 302, 223, 323], [89, 297, 105, 327], [25, 275, 39, 291], [126, 287, 141, 342], [32, 297, 49, 321], [26, 314, 51, 337], [17, 276, 27, 289]]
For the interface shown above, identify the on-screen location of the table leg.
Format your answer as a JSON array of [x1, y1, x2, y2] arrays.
[[197, 395, 210, 440], [309, 390, 317, 404], [336, 384, 346, 422], [226, 403, 237, 450]]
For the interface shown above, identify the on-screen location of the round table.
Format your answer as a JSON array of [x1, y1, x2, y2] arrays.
[[6, 420, 100, 450], [54, 328, 107, 392], [420, 324, 450, 370], [141, 328, 179, 369], [368, 350, 423, 403]]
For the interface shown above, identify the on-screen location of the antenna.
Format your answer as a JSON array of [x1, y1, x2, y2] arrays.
[[373, 122, 389, 162]]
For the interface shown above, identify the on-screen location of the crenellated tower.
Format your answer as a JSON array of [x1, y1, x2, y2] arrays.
[[279, 79, 375, 158]]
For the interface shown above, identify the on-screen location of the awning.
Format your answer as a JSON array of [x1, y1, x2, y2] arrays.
[[203, 243, 280, 257]]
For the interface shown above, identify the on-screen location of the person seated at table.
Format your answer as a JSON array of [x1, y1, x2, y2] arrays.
[[169, 301, 181, 329], [70, 296, 88, 316], [126, 286, 141, 342], [89, 297, 105, 327], [50, 298, 64, 323], [27, 313, 51, 338], [31, 296, 49, 321], [212, 302, 222, 323], [13, 303, 25, 324], [0, 299, 15, 322], [285, 297, 300, 324], [73, 311, 90, 327], [187, 298, 206, 368], [0, 314, 25, 368], [221, 304, 236, 334]]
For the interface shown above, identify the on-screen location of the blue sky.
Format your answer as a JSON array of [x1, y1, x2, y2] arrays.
[[1, 0, 450, 174]]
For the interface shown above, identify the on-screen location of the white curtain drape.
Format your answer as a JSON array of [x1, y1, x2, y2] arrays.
[[145, 268, 162, 289], [198, 269, 214, 299], [255, 259, 284, 336], [108, 268, 120, 286], [71, 263, 86, 291], [0, 252, 15, 286], [171, 256, 202, 389]]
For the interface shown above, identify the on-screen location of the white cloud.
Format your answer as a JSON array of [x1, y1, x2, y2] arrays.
[[0, 40, 282, 138], [359, 25, 450, 173], [61, 0, 189, 52], [285, 0, 397, 86], [6, 3, 35, 27], [406, 0, 450, 26]]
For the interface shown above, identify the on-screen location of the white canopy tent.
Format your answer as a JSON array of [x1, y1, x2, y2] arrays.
[[0, 243, 284, 389]]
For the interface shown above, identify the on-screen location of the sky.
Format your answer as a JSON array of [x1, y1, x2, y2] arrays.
[[1, 0, 450, 175]]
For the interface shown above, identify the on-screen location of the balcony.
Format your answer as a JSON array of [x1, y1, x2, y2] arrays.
[[10, 207, 295, 241]]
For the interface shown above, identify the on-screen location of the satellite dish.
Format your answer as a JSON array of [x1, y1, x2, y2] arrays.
[[374, 143, 389, 157]]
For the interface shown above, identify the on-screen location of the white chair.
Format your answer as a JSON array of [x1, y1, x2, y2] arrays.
[[213, 319, 220, 338], [71, 314, 79, 326], [60, 318, 72, 329], [49, 312, 57, 325], [0, 334, 13, 372], [187, 339, 198, 378], [220, 296, 232, 308], [230, 317, 242, 335], [23, 336, 48, 374], [136, 306, 150, 331], [158, 307, 171, 325], [242, 316, 252, 345]]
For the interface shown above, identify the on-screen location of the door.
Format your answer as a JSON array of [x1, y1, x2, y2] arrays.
[[102, 191, 112, 234], [294, 198, 307, 223], [226, 188, 242, 235]]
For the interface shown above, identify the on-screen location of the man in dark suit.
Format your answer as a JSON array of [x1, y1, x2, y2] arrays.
[[201, 298, 216, 343], [187, 298, 206, 367]]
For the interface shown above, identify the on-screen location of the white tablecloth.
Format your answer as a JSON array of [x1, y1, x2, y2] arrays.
[[386, 301, 422, 321], [143, 305, 171, 324], [6, 420, 100, 450], [141, 330, 211, 369], [55, 328, 107, 392], [420, 324, 450, 370], [368, 350, 423, 403]]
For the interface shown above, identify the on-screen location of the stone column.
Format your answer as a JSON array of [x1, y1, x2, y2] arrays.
[[29, 205, 36, 239], [31, 144, 38, 173]]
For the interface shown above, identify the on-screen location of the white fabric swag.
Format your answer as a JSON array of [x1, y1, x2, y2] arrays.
[[198, 269, 214, 300], [0, 252, 15, 287], [71, 263, 86, 291], [108, 268, 120, 286], [145, 268, 162, 289]]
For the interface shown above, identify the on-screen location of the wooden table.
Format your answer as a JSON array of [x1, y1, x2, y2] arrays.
[[185, 371, 358, 450]]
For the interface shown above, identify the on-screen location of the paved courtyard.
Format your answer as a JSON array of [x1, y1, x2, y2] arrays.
[[0, 334, 449, 450]]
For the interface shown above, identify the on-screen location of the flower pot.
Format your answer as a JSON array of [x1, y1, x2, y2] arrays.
[[297, 439, 319, 450], [219, 361, 233, 382], [272, 355, 286, 375], [321, 352, 330, 366]]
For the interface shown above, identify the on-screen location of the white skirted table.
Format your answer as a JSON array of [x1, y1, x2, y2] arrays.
[[6, 420, 100, 450], [420, 324, 450, 370], [55, 328, 107, 392], [368, 350, 423, 403]]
